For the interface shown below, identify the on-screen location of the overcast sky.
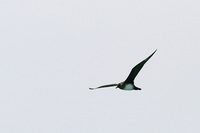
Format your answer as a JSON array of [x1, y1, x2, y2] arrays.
[[0, 0, 200, 133]]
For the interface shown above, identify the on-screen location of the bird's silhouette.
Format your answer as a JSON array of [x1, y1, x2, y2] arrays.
[[89, 50, 157, 90]]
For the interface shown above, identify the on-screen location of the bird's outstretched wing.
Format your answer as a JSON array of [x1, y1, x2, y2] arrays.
[[89, 83, 118, 90], [124, 49, 157, 84]]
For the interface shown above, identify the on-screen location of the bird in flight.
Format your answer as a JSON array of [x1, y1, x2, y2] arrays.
[[89, 50, 157, 90]]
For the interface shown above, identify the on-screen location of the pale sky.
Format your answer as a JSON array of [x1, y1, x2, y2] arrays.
[[0, 0, 200, 133]]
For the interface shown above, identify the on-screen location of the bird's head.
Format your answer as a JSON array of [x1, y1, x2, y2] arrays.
[[116, 82, 124, 89], [116, 84, 121, 89]]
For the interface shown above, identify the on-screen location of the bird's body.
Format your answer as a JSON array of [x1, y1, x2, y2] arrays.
[[119, 83, 134, 90], [89, 50, 157, 91], [117, 82, 141, 90], [123, 84, 134, 90]]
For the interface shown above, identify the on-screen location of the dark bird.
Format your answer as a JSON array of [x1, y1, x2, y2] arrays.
[[89, 50, 157, 90]]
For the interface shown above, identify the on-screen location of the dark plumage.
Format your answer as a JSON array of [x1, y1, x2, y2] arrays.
[[89, 50, 157, 90]]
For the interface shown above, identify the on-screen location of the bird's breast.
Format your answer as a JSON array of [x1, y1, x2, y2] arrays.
[[123, 84, 134, 90]]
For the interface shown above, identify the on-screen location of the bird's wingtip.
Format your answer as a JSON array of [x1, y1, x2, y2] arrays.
[[151, 49, 157, 55]]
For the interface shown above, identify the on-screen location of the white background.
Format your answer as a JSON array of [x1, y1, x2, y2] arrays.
[[0, 0, 200, 132]]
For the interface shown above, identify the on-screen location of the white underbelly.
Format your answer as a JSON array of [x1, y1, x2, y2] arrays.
[[124, 84, 134, 90]]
